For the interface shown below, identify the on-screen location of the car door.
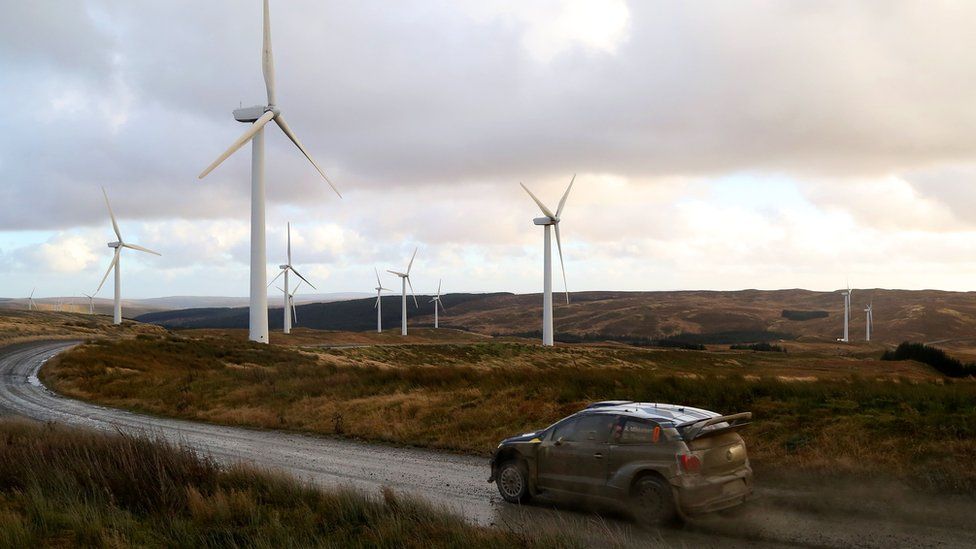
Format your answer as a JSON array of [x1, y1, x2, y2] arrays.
[[537, 414, 614, 495], [607, 417, 673, 492]]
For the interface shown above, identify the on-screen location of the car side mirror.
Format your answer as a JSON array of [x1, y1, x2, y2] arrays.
[[555, 436, 565, 446]]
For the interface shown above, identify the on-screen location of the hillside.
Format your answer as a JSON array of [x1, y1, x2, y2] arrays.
[[135, 289, 976, 348]]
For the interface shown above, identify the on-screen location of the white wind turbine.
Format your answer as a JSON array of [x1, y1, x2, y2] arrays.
[[275, 280, 303, 327], [268, 223, 315, 335], [27, 288, 35, 311], [387, 248, 419, 336], [840, 283, 852, 343], [373, 268, 392, 333], [864, 301, 873, 342], [82, 293, 95, 315], [198, 0, 341, 344], [96, 187, 161, 325], [429, 279, 446, 329], [521, 175, 574, 346]]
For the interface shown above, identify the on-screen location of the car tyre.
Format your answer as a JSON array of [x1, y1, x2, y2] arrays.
[[631, 475, 677, 526], [496, 460, 531, 504]]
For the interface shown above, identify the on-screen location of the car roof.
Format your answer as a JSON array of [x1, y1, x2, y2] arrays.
[[580, 401, 720, 425]]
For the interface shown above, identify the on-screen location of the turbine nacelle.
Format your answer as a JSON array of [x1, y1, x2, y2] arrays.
[[533, 217, 557, 226], [108, 241, 122, 249], [233, 105, 280, 123]]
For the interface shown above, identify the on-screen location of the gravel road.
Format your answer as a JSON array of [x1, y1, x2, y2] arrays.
[[2, 340, 975, 548]]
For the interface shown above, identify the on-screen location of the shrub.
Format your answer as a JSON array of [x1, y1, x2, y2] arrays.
[[782, 310, 829, 321], [881, 342, 976, 378], [730, 342, 787, 353]]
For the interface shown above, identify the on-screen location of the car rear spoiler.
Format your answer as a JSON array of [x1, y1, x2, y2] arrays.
[[677, 412, 752, 441]]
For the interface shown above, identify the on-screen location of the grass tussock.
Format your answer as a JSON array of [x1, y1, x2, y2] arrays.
[[44, 337, 976, 493], [0, 420, 579, 548]]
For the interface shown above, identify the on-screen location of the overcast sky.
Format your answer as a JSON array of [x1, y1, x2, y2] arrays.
[[2, 0, 976, 299]]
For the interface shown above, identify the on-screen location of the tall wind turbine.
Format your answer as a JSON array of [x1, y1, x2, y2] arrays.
[[82, 293, 95, 315], [27, 288, 35, 311], [429, 279, 446, 329], [96, 187, 161, 325], [840, 283, 852, 343], [865, 301, 873, 342], [198, 0, 341, 344], [387, 248, 419, 336], [521, 175, 574, 346], [373, 268, 392, 333], [268, 223, 315, 334]]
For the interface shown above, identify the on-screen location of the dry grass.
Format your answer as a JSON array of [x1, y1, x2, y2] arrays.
[[0, 419, 585, 547], [42, 334, 976, 493], [0, 309, 165, 347]]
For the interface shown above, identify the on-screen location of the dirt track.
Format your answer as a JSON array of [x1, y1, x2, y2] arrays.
[[2, 341, 975, 548]]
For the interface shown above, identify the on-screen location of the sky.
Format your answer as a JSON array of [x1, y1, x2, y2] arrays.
[[2, 0, 976, 299]]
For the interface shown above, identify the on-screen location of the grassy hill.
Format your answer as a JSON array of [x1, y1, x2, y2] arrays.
[[136, 289, 976, 349]]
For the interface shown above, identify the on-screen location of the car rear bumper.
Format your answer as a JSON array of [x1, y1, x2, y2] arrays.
[[672, 467, 753, 516]]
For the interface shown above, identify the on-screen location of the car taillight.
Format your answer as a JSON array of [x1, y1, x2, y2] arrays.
[[680, 453, 702, 473]]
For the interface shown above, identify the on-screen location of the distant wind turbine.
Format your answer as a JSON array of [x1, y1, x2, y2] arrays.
[[197, 0, 341, 344], [373, 268, 392, 333], [840, 283, 852, 343], [387, 248, 419, 336], [27, 288, 35, 311], [275, 280, 302, 327], [429, 279, 446, 329], [520, 175, 575, 346], [865, 301, 873, 342], [268, 223, 315, 334], [96, 187, 161, 325], [82, 293, 95, 315]]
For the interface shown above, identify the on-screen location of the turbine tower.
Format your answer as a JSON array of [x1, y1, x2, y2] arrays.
[[865, 301, 873, 342], [198, 0, 341, 344], [96, 188, 161, 324], [27, 288, 35, 311], [521, 175, 574, 346], [840, 284, 852, 343], [269, 223, 315, 334], [82, 293, 95, 315], [429, 279, 446, 329], [373, 268, 392, 333], [387, 248, 419, 336]]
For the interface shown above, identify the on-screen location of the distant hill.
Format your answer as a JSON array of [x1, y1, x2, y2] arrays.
[[135, 293, 512, 331], [134, 288, 976, 347]]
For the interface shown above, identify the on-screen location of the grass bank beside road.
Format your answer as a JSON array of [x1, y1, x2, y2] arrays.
[[43, 335, 976, 493], [0, 420, 576, 548]]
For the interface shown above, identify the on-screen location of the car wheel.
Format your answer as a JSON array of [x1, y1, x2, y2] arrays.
[[632, 476, 677, 526], [496, 460, 531, 504]]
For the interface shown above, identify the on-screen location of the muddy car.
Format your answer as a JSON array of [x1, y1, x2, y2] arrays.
[[488, 401, 753, 523]]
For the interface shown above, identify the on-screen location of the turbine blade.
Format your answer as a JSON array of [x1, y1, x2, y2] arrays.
[[387, 270, 405, 277], [439, 299, 447, 313], [102, 187, 122, 241], [554, 223, 569, 304], [407, 277, 418, 307], [292, 280, 303, 296], [520, 182, 555, 218], [95, 249, 120, 294], [292, 299, 297, 324], [374, 296, 380, 309], [437, 278, 441, 297], [555, 174, 576, 218], [30, 288, 34, 299], [122, 243, 161, 256], [275, 285, 285, 292], [406, 247, 418, 274], [262, 0, 275, 106], [273, 114, 341, 198], [375, 267, 382, 287], [287, 222, 291, 265], [198, 110, 275, 179], [268, 269, 284, 287], [288, 266, 316, 290]]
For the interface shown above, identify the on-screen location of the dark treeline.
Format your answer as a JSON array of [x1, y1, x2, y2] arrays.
[[882, 342, 976, 378]]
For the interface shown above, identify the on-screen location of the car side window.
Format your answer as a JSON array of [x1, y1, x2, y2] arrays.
[[552, 418, 578, 442], [552, 415, 615, 443], [612, 417, 662, 444]]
